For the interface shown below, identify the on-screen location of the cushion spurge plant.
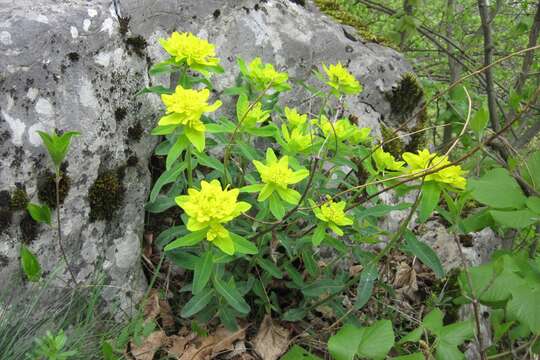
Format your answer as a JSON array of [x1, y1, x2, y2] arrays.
[[143, 30, 512, 360]]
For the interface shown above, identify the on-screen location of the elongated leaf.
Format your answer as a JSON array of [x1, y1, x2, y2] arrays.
[[212, 275, 250, 314], [164, 230, 207, 251], [418, 181, 440, 223], [230, 233, 258, 255], [37, 130, 80, 169], [26, 203, 51, 225], [256, 258, 283, 279], [302, 279, 343, 297], [354, 263, 378, 309], [145, 195, 176, 213], [156, 225, 186, 249], [192, 251, 213, 295], [20, 245, 41, 282], [194, 150, 225, 174], [149, 162, 186, 203], [181, 290, 214, 318], [403, 230, 445, 278], [166, 251, 199, 270], [136, 86, 173, 95], [166, 136, 187, 170]]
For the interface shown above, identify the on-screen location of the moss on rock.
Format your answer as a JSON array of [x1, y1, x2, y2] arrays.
[[380, 123, 404, 159], [10, 187, 29, 211], [88, 169, 125, 222], [0, 190, 13, 233], [20, 213, 38, 244]]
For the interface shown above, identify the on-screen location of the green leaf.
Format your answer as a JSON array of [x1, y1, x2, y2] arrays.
[[136, 86, 174, 95], [355, 203, 412, 220], [328, 324, 363, 360], [526, 196, 540, 214], [212, 275, 250, 314], [269, 193, 286, 219], [192, 250, 213, 295], [423, 308, 444, 333], [230, 233, 258, 255], [282, 308, 307, 322], [20, 245, 41, 282], [312, 223, 326, 246], [354, 263, 378, 309], [164, 230, 207, 251], [181, 289, 214, 318], [468, 168, 526, 209], [403, 230, 445, 278], [490, 209, 538, 229], [398, 327, 422, 344], [240, 184, 264, 193], [521, 150, 540, 192], [194, 150, 225, 174], [392, 353, 425, 360], [149, 161, 186, 203], [26, 203, 51, 225], [37, 130, 80, 170], [356, 320, 395, 359], [438, 320, 474, 345], [156, 225, 186, 249], [219, 306, 239, 331], [302, 279, 344, 297], [470, 101, 489, 136], [507, 281, 540, 334], [418, 181, 441, 223], [145, 195, 176, 213], [184, 127, 205, 152], [282, 345, 321, 360], [151, 125, 177, 135], [461, 209, 493, 233], [166, 250, 199, 270], [256, 258, 283, 279], [166, 136, 187, 170], [149, 59, 176, 75]]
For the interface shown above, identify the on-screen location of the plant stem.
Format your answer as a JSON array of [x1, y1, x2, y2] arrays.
[[186, 144, 193, 188], [55, 169, 78, 286]]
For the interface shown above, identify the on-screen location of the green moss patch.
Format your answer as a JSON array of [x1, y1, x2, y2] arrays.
[[88, 169, 125, 222], [10, 187, 29, 211], [386, 72, 424, 119]]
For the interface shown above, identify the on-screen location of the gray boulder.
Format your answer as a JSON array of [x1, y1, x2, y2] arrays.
[[0, 0, 415, 312]]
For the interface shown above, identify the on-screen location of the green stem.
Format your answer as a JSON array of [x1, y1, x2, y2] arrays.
[[186, 144, 193, 188]]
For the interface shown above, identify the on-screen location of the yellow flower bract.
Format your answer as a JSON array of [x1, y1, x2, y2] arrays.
[[246, 57, 289, 91], [159, 32, 219, 67], [402, 149, 467, 189], [176, 180, 251, 254], [311, 198, 353, 236], [323, 63, 362, 96], [373, 147, 405, 172]]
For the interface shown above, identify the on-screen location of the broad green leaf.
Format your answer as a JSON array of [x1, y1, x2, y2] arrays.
[[166, 250, 199, 270], [192, 250, 213, 295], [212, 275, 250, 314], [282, 345, 321, 360], [166, 136, 187, 170], [507, 282, 540, 334], [468, 168, 526, 209], [312, 223, 326, 246], [354, 263, 378, 309], [145, 195, 176, 213], [328, 324, 363, 360], [422, 308, 444, 333], [256, 258, 283, 279], [392, 353, 424, 360], [219, 306, 239, 331], [20, 245, 41, 282], [439, 320, 474, 345], [521, 150, 540, 192], [460, 208, 493, 233], [181, 289, 214, 318], [418, 181, 440, 223], [164, 230, 207, 251], [269, 193, 286, 219], [526, 196, 540, 214], [356, 320, 395, 359], [282, 308, 307, 322], [490, 209, 538, 229], [398, 327, 422, 344], [37, 130, 80, 169], [26, 203, 51, 225], [403, 230, 445, 278]]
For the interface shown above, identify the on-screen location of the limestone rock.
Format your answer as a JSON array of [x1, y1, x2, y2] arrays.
[[0, 0, 415, 312]]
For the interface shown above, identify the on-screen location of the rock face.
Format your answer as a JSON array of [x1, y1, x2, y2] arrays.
[[0, 0, 415, 312]]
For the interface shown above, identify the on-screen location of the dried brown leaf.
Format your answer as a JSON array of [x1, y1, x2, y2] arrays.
[[130, 330, 166, 360], [253, 315, 290, 360]]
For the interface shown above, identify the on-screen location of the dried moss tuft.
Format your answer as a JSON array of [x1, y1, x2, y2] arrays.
[[88, 170, 125, 222], [386, 72, 424, 119], [125, 35, 147, 57], [37, 170, 70, 209]]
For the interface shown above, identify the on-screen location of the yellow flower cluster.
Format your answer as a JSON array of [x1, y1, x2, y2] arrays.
[[402, 149, 467, 189], [176, 180, 251, 255], [253, 149, 309, 204], [319, 116, 371, 145], [323, 63, 362, 96], [159, 86, 221, 151], [284, 107, 308, 128], [311, 198, 353, 236], [245, 58, 290, 91], [159, 32, 219, 68], [372, 147, 405, 172]]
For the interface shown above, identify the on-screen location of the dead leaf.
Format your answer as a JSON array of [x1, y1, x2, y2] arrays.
[[393, 262, 419, 300], [159, 297, 175, 333], [170, 327, 245, 360], [130, 330, 166, 360], [253, 315, 290, 360], [143, 290, 160, 320], [349, 264, 363, 277]]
